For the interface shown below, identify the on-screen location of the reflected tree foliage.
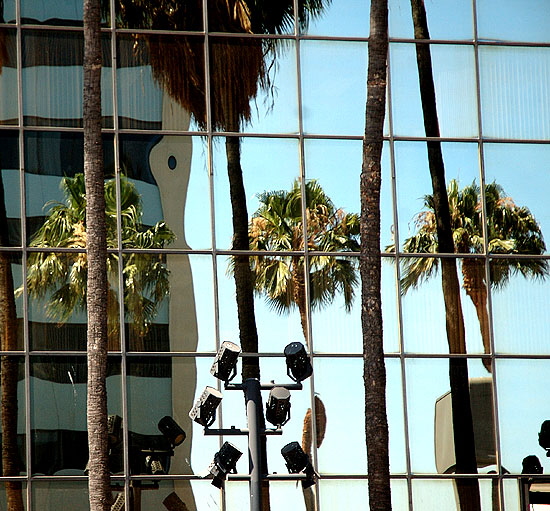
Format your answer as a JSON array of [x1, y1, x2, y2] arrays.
[[390, 179, 548, 372], [248, 179, 359, 339], [20, 173, 174, 350]]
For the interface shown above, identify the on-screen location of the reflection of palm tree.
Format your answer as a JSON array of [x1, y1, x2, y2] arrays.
[[113, 0, 330, 378], [20, 173, 174, 350], [388, 179, 548, 371], [248, 179, 360, 339], [410, 0, 480, 508], [0, 173, 23, 511]]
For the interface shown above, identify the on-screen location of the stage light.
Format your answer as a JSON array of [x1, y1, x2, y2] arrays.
[[211, 341, 241, 382], [281, 441, 316, 488], [208, 442, 242, 488], [284, 342, 313, 383], [539, 420, 550, 456], [522, 455, 543, 474], [145, 453, 166, 475], [265, 387, 291, 427], [158, 416, 186, 447], [111, 493, 125, 511], [189, 386, 223, 427], [108, 414, 123, 447]]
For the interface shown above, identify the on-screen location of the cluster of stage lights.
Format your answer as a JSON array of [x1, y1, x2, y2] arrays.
[[189, 340, 316, 488]]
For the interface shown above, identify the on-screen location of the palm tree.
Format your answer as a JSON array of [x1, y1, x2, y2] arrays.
[[111, 0, 331, 379], [248, 179, 352, 511], [247, 179, 360, 339], [0, 173, 23, 511], [83, 1, 110, 509], [409, 1, 480, 508], [20, 173, 175, 350], [361, 1, 392, 510], [390, 179, 548, 370]]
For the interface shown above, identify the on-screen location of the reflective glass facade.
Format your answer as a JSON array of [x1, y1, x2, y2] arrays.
[[0, 0, 549, 509]]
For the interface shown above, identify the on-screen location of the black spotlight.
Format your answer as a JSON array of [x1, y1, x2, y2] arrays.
[[539, 421, 550, 456], [265, 387, 291, 427], [522, 455, 543, 474], [281, 441, 316, 488], [211, 341, 241, 382], [208, 442, 242, 488], [158, 416, 186, 447], [189, 386, 223, 427], [284, 342, 313, 383]]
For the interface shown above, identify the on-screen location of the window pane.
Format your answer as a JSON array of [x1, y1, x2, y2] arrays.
[[483, 143, 550, 255], [301, 40, 367, 136], [30, 356, 121, 475], [389, 0, 474, 40], [22, 30, 112, 128], [24, 132, 114, 244], [390, 44, 478, 138], [394, 141, 480, 252], [119, 133, 211, 251], [406, 359, 494, 473], [115, 1, 203, 31], [480, 46, 550, 140], [496, 358, 550, 474], [477, 0, 550, 43], [213, 136, 299, 250], [0, 29, 17, 124], [0, 356, 26, 479], [306, 0, 370, 37], [117, 34, 204, 131], [0, 131, 20, 246], [32, 481, 87, 511], [412, 479, 497, 511]]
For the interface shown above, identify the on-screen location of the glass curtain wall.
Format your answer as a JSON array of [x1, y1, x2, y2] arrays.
[[0, 0, 549, 509]]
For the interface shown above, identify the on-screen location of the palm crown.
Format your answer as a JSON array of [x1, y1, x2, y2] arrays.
[[20, 173, 175, 348], [248, 179, 359, 338], [388, 179, 548, 370]]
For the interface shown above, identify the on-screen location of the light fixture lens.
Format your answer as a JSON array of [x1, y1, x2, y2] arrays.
[[158, 416, 186, 447], [211, 341, 241, 382], [284, 342, 313, 382], [265, 387, 291, 427], [189, 386, 223, 427]]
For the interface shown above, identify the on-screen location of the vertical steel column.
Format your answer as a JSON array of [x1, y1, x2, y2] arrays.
[[243, 378, 262, 511]]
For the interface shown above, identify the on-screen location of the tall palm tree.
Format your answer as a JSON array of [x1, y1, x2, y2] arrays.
[[409, 1, 480, 509], [247, 179, 360, 339], [111, 0, 331, 379], [21, 173, 175, 350], [390, 179, 548, 370], [248, 179, 353, 511], [361, 1, 392, 510], [83, 1, 110, 509]]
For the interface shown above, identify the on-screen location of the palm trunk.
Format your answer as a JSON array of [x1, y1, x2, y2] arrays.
[[225, 133, 260, 380], [83, 1, 111, 510], [0, 150, 24, 511], [0, 256, 23, 511], [292, 256, 308, 340], [361, 1, 391, 510], [462, 259, 491, 372], [410, 1, 481, 509], [225, 125, 268, 509]]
